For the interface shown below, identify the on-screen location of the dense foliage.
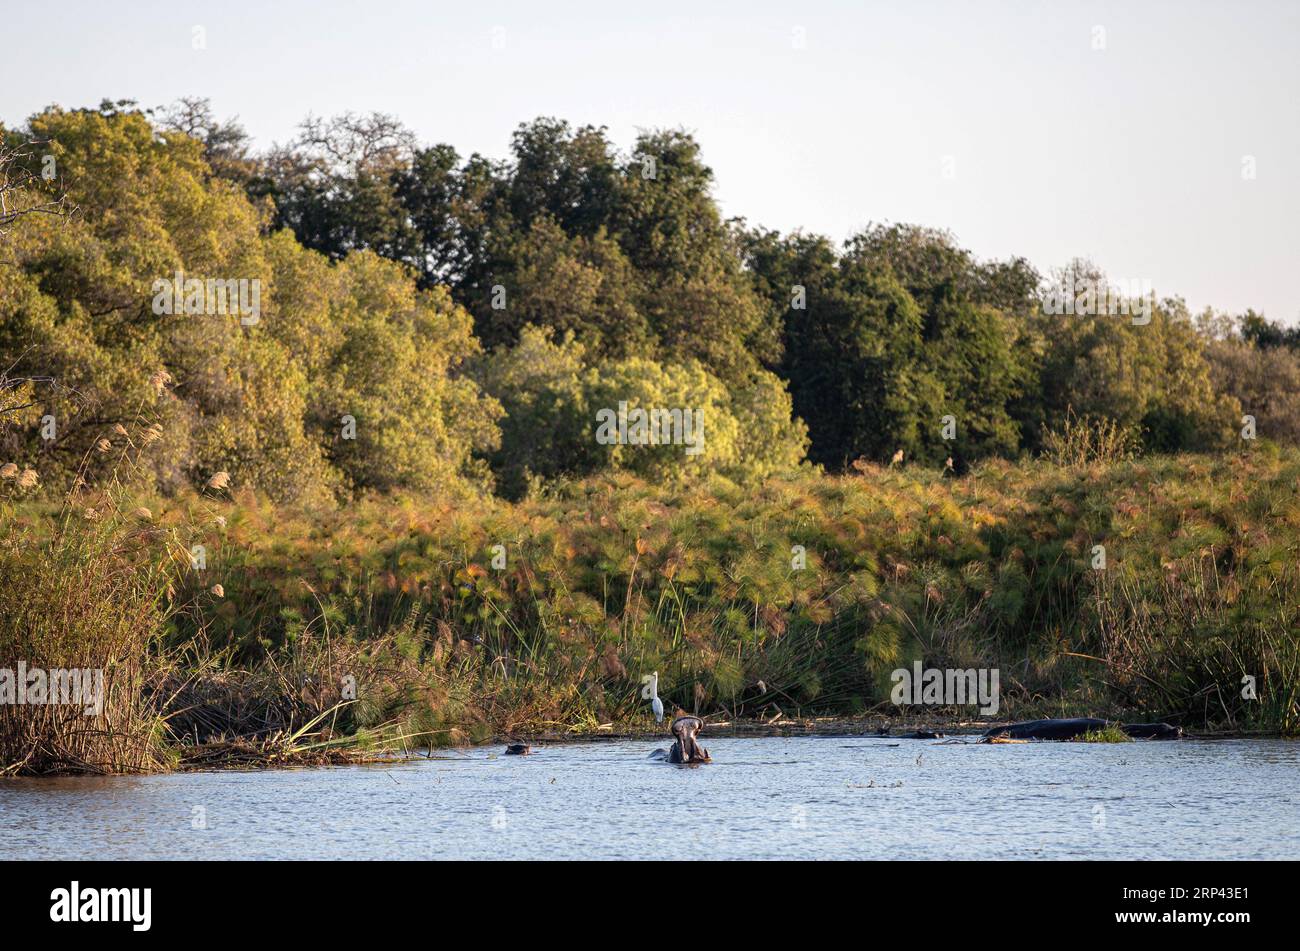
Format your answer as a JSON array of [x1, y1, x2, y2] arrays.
[[32, 447, 1299, 740], [3, 99, 1295, 503]]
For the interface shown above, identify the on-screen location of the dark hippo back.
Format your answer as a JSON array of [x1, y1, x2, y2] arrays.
[[983, 718, 1107, 740]]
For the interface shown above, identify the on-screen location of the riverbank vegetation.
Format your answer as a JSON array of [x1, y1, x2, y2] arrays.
[[2, 99, 1298, 773], [4, 442, 1297, 773]]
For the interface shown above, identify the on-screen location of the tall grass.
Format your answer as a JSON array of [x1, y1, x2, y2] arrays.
[[1092, 560, 1300, 733], [3, 385, 201, 775], [1041, 407, 1140, 467], [0, 476, 175, 774]]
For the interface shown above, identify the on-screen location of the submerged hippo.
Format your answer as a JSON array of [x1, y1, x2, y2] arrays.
[[650, 715, 711, 764], [982, 718, 1182, 741], [1119, 722, 1183, 740], [504, 743, 531, 755]]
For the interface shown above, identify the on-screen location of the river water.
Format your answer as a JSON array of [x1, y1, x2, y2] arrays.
[[2, 736, 1296, 859]]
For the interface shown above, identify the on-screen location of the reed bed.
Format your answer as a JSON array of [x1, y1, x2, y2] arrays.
[[4, 445, 1298, 775], [0, 409, 181, 774], [157, 446, 1300, 742], [0, 502, 172, 775]]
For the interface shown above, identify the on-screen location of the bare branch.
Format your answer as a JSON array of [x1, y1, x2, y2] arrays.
[[0, 137, 73, 234], [293, 111, 415, 175]]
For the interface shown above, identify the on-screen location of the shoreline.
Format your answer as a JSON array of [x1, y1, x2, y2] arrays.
[[512, 715, 1287, 744], [4, 717, 1287, 779]]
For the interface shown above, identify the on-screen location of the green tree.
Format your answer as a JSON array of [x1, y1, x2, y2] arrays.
[[0, 104, 502, 501], [1033, 283, 1236, 452], [309, 253, 501, 495], [480, 326, 805, 493], [472, 218, 649, 358]]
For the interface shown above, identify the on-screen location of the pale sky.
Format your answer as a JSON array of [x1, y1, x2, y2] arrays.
[[4, 0, 1296, 323]]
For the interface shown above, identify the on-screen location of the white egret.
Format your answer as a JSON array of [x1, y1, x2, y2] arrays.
[[648, 671, 664, 723]]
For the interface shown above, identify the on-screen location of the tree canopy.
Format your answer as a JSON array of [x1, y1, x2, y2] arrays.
[[0, 99, 1281, 503]]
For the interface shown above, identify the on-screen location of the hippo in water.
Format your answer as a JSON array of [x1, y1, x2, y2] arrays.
[[982, 718, 1182, 741], [650, 715, 711, 764], [1118, 722, 1183, 740]]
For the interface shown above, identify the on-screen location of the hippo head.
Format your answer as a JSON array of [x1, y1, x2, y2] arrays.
[[671, 715, 709, 763]]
